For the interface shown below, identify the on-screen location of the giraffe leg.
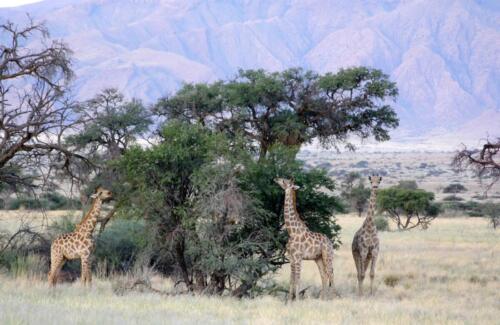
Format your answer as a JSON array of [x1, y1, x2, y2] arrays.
[[358, 250, 369, 296], [370, 249, 379, 295], [322, 244, 335, 297], [48, 248, 65, 287], [81, 255, 91, 286], [353, 250, 361, 291], [289, 257, 302, 301], [315, 258, 327, 300]]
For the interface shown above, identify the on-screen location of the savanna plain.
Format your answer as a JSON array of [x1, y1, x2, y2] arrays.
[[0, 212, 498, 325]]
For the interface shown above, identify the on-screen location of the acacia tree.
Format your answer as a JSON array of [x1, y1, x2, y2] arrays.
[[377, 187, 441, 230], [117, 122, 342, 296], [155, 67, 399, 159], [341, 172, 370, 217], [64, 88, 152, 231], [68, 88, 151, 161], [453, 138, 500, 192], [481, 202, 500, 229], [0, 19, 88, 190]]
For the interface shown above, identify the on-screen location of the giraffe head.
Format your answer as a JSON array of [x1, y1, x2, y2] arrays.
[[90, 186, 113, 202], [274, 178, 300, 191], [368, 175, 383, 188]]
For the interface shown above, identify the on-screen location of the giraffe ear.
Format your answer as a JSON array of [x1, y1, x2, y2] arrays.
[[90, 193, 98, 199], [292, 185, 300, 190]]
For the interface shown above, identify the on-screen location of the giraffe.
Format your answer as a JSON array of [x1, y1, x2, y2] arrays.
[[275, 178, 335, 301], [352, 175, 382, 296], [48, 186, 113, 286]]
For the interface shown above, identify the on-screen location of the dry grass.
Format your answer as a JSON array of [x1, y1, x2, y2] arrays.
[[0, 214, 499, 324]]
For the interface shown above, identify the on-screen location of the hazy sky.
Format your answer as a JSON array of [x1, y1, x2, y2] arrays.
[[0, 0, 42, 7]]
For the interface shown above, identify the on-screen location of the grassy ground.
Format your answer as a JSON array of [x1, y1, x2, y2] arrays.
[[0, 213, 498, 324]]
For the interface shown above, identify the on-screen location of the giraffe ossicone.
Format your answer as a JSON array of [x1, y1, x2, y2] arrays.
[[47, 186, 113, 287], [352, 175, 382, 296], [275, 178, 336, 301]]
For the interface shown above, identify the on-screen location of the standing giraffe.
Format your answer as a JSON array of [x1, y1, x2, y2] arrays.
[[352, 175, 382, 296], [48, 187, 113, 286], [275, 178, 335, 301]]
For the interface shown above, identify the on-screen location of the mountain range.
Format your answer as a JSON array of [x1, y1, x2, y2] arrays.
[[1, 0, 499, 148]]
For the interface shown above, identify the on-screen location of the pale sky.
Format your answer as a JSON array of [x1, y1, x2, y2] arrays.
[[0, 0, 42, 7]]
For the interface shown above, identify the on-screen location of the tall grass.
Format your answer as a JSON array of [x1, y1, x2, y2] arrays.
[[0, 214, 498, 324]]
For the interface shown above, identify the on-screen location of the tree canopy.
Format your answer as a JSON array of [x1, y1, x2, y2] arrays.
[[377, 187, 440, 230], [155, 67, 399, 158], [116, 122, 343, 296]]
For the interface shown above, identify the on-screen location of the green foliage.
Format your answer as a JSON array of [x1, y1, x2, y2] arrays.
[[441, 200, 483, 216], [66, 88, 153, 202], [155, 67, 399, 157], [443, 183, 467, 193], [374, 216, 389, 231], [7, 193, 81, 210], [94, 219, 148, 273], [341, 172, 370, 216], [239, 144, 343, 244], [116, 122, 343, 296], [377, 187, 440, 230], [396, 180, 418, 190], [68, 88, 151, 157], [442, 195, 464, 202], [0, 253, 46, 278], [479, 202, 500, 229]]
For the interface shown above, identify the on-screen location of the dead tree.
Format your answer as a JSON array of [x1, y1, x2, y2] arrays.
[[0, 19, 90, 190], [453, 138, 500, 193]]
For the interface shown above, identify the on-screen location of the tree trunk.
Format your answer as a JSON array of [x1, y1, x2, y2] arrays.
[[193, 270, 207, 292], [207, 272, 225, 295], [174, 237, 192, 291], [259, 141, 269, 161]]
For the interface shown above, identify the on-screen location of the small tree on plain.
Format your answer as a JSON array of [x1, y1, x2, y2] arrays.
[[341, 172, 371, 217], [481, 202, 500, 229], [377, 187, 441, 230], [396, 180, 418, 190], [443, 183, 467, 194]]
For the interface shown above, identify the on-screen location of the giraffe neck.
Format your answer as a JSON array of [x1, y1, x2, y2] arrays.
[[75, 198, 102, 237], [283, 188, 307, 236], [362, 186, 378, 233]]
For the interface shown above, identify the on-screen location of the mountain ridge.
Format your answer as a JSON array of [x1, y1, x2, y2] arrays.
[[1, 0, 499, 146]]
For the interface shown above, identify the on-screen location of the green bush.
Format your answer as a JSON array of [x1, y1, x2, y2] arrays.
[[7, 193, 81, 210], [8, 197, 46, 210], [94, 219, 147, 274], [442, 195, 464, 202], [9, 254, 46, 278], [377, 187, 440, 230], [443, 183, 467, 193], [116, 122, 343, 296], [41, 193, 81, 210], [374, 216, 389, 231], [442, 200, 499, 218]]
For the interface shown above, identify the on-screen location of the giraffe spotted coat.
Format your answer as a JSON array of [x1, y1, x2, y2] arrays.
[[48, 187, 112, 286], [275, 178, 335, 301], [352, 175, 382, 296]]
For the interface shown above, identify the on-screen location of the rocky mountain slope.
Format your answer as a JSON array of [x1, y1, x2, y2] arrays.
[[1, 0, 499, 145]]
